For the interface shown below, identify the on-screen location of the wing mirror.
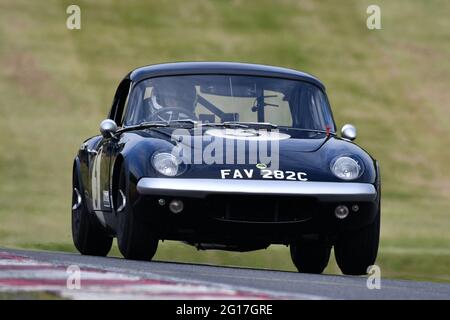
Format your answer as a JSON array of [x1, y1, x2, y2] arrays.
[[341, 124, 357, 141], [100, 119, 118, 139]]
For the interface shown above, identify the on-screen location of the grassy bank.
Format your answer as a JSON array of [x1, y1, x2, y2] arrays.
[[0, 0, 449, 282]]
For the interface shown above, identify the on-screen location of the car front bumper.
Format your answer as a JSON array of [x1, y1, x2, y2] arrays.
[[134, 178, 379, 243], [136, 178, 377, 202]]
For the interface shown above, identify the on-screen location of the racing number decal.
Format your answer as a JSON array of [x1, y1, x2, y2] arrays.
[[91, 149, 102, 210]]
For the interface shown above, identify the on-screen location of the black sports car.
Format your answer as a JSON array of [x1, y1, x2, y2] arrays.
[[72, 62, 380, 275]]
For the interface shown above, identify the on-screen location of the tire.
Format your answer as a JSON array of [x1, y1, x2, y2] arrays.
[[290, 239, 332, 274], [116, 164, 158, 261], [71, 168, 113, 256], [334, 211, 380, 275]]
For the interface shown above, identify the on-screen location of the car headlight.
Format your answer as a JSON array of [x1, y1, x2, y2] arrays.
[[331, 156, 362, 181], [152, 152, 179, 177]]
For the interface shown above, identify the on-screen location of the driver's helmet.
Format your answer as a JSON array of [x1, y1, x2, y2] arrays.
[[150, 78, 197, 114]]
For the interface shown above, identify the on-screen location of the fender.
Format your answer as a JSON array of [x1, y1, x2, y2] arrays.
[[72, 156, 94, 216], [117, 132, 175, 180]]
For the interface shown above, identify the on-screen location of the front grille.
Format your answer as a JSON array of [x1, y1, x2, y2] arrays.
[[206, 195, 315, 222]]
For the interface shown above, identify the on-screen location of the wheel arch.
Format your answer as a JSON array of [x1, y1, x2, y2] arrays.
[[375, 160, 381, 205], [73, 156, 85, 197]]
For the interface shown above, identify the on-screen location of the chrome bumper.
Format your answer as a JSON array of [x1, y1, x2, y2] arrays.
[[136, 178, 377, 202]]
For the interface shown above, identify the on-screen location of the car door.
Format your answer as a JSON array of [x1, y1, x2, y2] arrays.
[[90, 139, 113, 212], [89, 78, 131, 226], [88, 138, 114, 228]]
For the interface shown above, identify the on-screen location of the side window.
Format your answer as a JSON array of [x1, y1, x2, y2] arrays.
[[122, 85, 138, 126], [316, 90, 335, 132], [122, 79, 154, 126], [289, 83, 335, 131], [119, 89, 131, 126], [109, 80, 131, 126], [312, 91, 330, 130]]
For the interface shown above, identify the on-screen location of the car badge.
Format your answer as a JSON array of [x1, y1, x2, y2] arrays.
[[256, 163, 267, 169]]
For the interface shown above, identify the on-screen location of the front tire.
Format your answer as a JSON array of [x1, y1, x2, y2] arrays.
[[71, 168, 113, 256], [290, 239, 332, 274], [116, 164, 158, 261], [334, 211, 380, 275]]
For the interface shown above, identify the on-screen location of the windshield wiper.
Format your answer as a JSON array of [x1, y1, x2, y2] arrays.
[[200, 122, 249, 129], [200, 121, 279, 129], [119, 119, 200, 133], [165, 119, 198, 127], [118, 121, 169, 133], [279, 127, 335, 135], [226, 121, 278, 129], [121, 120, 277, 132]]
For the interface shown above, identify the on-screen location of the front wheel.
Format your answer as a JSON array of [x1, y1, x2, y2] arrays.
[[116, 164, 158, 261], [334, 211, 380, 275], [290, 239, 332, 274], [72, 168, 113, 256]]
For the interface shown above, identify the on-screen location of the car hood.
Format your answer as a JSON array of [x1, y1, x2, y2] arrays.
[[132, 127, 331, 178], [124, 128, 376, 183], [149, 127, 330, 152]]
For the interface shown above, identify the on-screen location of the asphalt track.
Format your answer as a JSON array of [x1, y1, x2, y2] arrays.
[[0, 248, 449, 299]]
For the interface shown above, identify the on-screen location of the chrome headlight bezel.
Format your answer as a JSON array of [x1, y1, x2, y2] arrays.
[[330, 155, 364, 181], [151, 152, 181, 177]]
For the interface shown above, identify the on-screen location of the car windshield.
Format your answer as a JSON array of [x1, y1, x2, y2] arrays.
[[123, 75, 335, 132]]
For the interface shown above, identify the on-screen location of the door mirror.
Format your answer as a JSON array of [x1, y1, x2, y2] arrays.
[[341, 124, 357, 141], [100, 119, 118, 139]]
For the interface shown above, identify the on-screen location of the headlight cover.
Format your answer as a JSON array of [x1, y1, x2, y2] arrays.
[[152, 152, 179, 177], [331, 156, 363, 181]]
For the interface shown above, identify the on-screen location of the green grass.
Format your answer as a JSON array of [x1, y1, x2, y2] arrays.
[[0, 0, 449, 282], [0, 291, 63, 300]]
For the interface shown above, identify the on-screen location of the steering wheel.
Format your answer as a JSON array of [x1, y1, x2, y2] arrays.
[[150, 107, 197, 122]]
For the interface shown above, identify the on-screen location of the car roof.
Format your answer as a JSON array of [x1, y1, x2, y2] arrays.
[[127, 62, 325, 90]]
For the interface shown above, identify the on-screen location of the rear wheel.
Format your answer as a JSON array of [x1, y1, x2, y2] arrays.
[[116, 164, 158, 261], [71, 168, 113, 256], [290, 239, 332, 274], [334, 211, 380, 275]]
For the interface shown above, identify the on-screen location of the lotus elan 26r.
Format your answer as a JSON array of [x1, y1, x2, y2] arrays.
[[72, 62, 380, 275]]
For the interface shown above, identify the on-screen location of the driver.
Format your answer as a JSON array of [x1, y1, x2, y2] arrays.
[[148, 78, 198, 120]]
